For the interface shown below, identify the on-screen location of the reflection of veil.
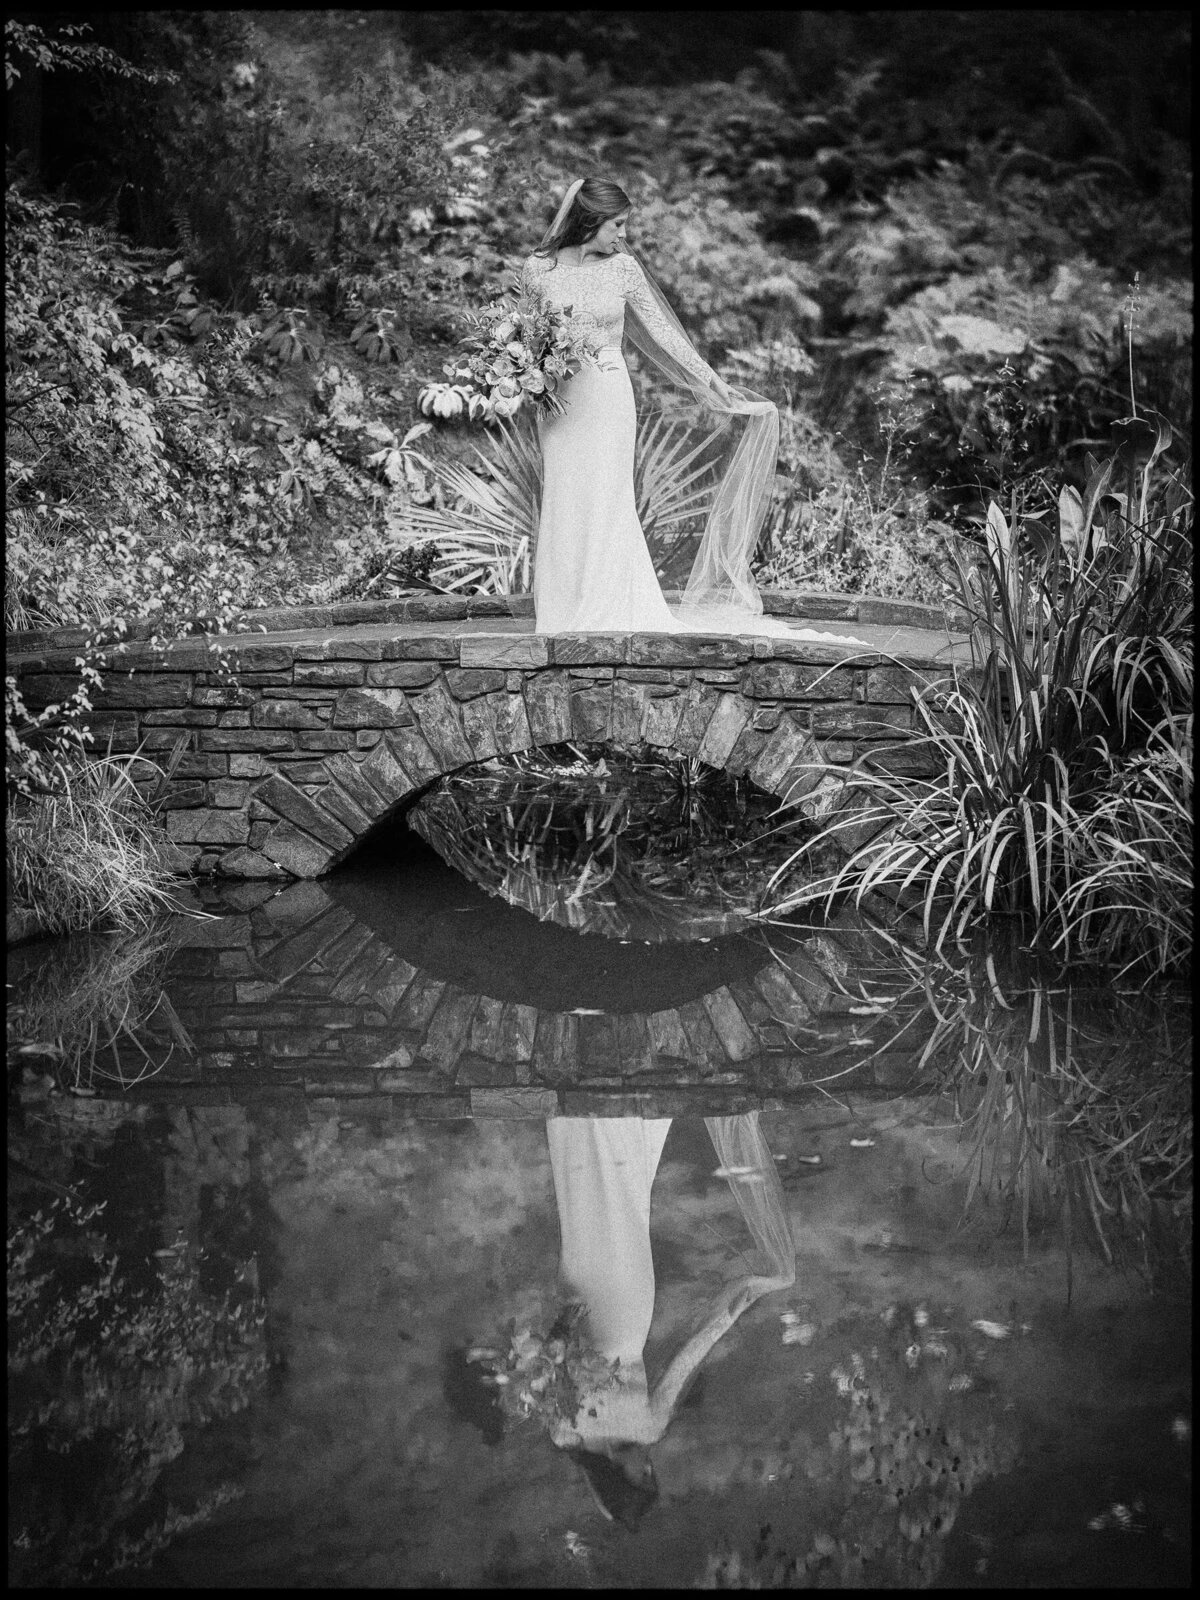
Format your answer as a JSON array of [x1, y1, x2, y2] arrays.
[[546, 1112, 795, 1450]]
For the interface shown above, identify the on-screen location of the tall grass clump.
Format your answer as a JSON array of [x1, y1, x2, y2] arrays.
[[762, 370, 1192, 981], [7, 748, 184, 937]]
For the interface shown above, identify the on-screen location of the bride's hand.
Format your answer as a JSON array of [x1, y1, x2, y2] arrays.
[[709, 375, 734, 404]]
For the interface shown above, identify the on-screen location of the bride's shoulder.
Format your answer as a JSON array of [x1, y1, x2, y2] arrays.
[[521, 251, 551, 278], [614, 251, 645, 286]]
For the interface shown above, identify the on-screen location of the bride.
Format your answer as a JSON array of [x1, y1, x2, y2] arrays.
[[522, 175, 830, 639]]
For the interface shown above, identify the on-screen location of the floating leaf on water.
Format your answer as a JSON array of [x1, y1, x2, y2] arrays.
[[948, 1373, 974, 1392], [849, 1137, 875, 1148], [782, 1323, 817, 1346], [712, 1166, 766, 1183], [914, 1304, 929, 1328], [1170, 1415, 1190, 1442], [971, 1319, 1011, 1340], [904, 1342, 921, 1369], [466, 1346, 502, 1364], [564, 1530, 591, 1561], [795, 1154, 822, 1165]]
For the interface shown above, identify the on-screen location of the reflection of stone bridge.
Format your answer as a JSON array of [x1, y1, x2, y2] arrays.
[[125, 877, 931, 1116], [10, 593, 968, 880]]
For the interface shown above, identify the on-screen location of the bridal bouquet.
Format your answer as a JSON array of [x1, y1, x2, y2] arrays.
[[424, 284, 601, 422]]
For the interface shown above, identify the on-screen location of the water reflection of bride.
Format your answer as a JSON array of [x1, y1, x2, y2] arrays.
[[482, 1113, 795, 1526]]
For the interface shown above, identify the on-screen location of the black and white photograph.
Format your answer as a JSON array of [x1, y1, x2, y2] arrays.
[[7, 9, 1192, 1587]]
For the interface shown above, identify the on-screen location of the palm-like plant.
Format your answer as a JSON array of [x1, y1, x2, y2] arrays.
[[392, 412, 723, 595]]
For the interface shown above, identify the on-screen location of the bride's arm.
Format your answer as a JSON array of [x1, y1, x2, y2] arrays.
[[619, 254, 732, 398]]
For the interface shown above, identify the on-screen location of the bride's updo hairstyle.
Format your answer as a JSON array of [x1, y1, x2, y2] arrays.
[[536, 176, 631, 257]]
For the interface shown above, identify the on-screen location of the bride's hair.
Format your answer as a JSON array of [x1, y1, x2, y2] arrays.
[[536, 176, 631, 257]]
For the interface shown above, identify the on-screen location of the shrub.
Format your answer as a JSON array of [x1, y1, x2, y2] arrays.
[[755, 397, 946, 604], [879, 257, 1192, 503]]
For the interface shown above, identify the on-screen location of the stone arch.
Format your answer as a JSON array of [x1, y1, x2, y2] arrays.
[[256, 670, 850, 879]]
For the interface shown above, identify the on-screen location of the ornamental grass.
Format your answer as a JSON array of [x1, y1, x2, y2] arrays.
[[7, 749, 183, 938], [759, 419, 1193, 983]]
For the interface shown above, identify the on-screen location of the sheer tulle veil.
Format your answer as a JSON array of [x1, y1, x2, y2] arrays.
[[537, 178, 781, 627]]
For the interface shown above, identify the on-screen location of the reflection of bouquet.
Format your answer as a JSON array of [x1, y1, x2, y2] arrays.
[[467, 1303, 621, 1429], [424, 285, 601, 422]]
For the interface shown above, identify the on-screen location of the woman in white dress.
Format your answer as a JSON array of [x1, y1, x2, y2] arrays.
[[521, 176, 797, 638]]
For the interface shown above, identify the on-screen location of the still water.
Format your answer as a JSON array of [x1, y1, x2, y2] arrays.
[[8, 753, 1192, 1587]]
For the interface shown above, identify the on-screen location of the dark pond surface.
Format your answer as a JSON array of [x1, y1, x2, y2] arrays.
[[8, 754, 1192, 1587]]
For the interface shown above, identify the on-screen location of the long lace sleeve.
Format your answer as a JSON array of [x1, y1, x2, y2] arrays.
[[618, 253, 719, 388]]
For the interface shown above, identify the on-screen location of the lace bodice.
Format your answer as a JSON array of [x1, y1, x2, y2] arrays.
[[521, 251, 715, 385]]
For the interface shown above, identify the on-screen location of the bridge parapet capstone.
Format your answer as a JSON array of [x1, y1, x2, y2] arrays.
[[8, 594, 969, 880]]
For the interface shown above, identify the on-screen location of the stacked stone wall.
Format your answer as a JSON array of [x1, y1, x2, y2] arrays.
[[9, 595, 965, 880]]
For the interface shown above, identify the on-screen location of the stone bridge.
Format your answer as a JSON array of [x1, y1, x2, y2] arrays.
[[9, 592, 969, 881]]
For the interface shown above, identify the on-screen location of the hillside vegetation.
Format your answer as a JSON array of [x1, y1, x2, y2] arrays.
[[7, 10, 1191, 634]]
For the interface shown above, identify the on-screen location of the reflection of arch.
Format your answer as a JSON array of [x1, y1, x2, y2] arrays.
[[324, 838, 773, 1014], [150, 872, 885, 1093]]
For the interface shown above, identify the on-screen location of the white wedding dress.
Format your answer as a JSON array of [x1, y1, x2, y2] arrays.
[[521, 250, 866, 645], [522, 251, 684, 633]]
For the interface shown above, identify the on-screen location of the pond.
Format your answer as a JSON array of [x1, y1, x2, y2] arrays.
[[8, 751, 1192, 1588]]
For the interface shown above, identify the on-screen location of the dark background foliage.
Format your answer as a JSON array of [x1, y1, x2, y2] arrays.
[[4, 7, 1192, 625]]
